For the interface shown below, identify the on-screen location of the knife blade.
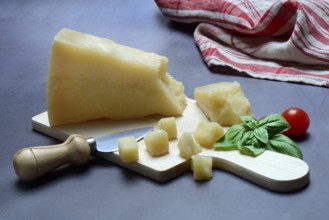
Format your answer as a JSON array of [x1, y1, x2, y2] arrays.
[[87, 126, 153, 153], [13, 126, 153, 181]]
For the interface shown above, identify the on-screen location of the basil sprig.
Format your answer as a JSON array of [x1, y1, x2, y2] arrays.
[[214, 114, 302, 159]]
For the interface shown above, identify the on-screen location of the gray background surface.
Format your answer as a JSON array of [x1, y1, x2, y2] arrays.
[[1, 1, 328, 219]]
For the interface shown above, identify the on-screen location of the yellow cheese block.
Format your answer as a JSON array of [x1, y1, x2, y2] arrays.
[[191, 155, 212, 181], [144, 130, 169, 157], [193, 121, 224, 148], [118, 137, 139, 163], [47, 28, 187, 126], [194, 82, 252, 126], [177, 132, 202, 159], [158, 117, 177, 140]]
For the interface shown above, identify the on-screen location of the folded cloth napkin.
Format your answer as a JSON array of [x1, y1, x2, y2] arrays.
[[155, 0, 329, 87]]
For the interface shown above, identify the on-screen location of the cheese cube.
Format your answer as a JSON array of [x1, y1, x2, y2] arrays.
[[194, 82, 252, 126], [47, 28, 186, 126], [177, 132, 202, 159], [144, 130, 169, 156], [191, 155, 213, 181], [193, 121, 224, 148], [118, 137, 139, 163], [158, 117, 177, 140]]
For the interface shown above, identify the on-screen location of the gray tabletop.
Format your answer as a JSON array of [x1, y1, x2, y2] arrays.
[[1, 1, 329, 219]]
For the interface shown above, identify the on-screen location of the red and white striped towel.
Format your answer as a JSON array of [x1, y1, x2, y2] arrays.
[[155, 0, 329, 87]]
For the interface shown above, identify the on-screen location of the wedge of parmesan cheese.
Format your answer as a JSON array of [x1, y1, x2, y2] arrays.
[[47, 28, 186, 126], [194, 82, 252, 126]]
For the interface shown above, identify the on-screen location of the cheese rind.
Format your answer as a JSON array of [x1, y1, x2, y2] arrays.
[[47, 28, 186, 126], [194, 82, 252, 126]]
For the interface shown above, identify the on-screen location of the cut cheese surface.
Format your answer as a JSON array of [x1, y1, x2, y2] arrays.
[[191, 155, 212, 181], [194, 81, 252, 126], [47, 28, 187, 126]]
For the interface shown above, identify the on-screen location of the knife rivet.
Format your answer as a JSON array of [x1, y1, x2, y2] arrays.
[[87, 138, 97, 153]]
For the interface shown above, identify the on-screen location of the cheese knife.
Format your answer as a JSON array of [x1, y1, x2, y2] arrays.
[[13, 126, 153, 181]]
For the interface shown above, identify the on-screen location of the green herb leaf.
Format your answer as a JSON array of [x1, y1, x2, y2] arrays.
[[254, 127, 269, 144], [266, 134, 303, 159], [214, 114, 302, 159], [236, 130, 253, 150], [237, 131, 266, 156], [225, 124, 249, 141], [258, 114, 290, 136], [241, 116, 258, 130], [239, 145, 266, 157], [214, 124, 245, 150], [213, 142, 238, 151], [214, 124, 247, 151]]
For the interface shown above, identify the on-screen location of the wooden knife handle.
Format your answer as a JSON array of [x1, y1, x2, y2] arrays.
[[13, 135, 91, 181]]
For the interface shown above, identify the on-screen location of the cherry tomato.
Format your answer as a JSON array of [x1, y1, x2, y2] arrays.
[[282, 107, 310, 137]]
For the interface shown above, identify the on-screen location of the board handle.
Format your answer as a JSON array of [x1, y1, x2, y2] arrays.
[[13, 135, 91, 181], [201, 149, 310, 192]]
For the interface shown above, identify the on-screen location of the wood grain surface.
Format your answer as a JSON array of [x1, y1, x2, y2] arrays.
[[32, 98, 309, 192]]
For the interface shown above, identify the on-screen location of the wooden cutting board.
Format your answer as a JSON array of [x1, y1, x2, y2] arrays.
[[32, 98, 309, 192]]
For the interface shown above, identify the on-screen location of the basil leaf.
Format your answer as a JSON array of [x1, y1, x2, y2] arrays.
[[215, 113, 302, 159], [237, 130, 253, 150], [237, 132, 266, 156], [240, 145, 266, 157], [241, 116, 258, 130], [221, 124, 247, 143], [254, 127, 269, 144], [227, 124, 248, 140], [266, 134, 303, 159], [214, 124, 246, 151], [258, 114, 290, 136], [213, 142, 238, 151]]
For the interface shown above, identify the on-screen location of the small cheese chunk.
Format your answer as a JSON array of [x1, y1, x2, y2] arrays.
[[177, 132, 202, 159], [193, 121, 224, 148], [191, 155, 212, 181], [144, 130, 169, 157], [47, 28, 187, 126], [158, 117, 177, 140], [118, 137, 139, 163], [194, 81, 252, 126]]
